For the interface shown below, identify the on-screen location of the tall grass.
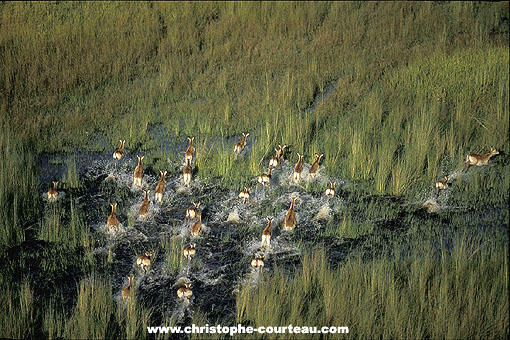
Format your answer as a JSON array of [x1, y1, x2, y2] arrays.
[[237, 236, 509, 339]]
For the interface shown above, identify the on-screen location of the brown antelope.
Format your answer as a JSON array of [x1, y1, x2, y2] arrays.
[[47, 181, 58, 201], [277, 144, 288, 162], [190, 212, 202, 236], [177, 282, 193, 300], [308, 153, 324, 178], [185, 137, 195, 163], [107, 203, 119, 232], [238, 187, 251, 203], [154, 171, 167, 204], [138, 190, 150, 218], [113, 140, 126, 165], [133, 155, 144, 187], [251, 254, 264, 269], [269, 149, 280, 168], [257, 168, 273, 186], [234, 133, 249, 154], [136, 251, 153, 274], [121, 275, 134, 301], [325, 182, 335, 198], [183, 244, 196, 259], [261, 217, 273, 248], [435, 176, 450, 194], [465, 147, 499, 169], [183, 158, 192, 186], [284, 197, 297, 230], [186, 202, 200, 221], [293, 153, 304, 183]]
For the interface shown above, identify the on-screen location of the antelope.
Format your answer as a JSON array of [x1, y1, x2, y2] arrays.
[[183, 244, 196, 259], [261, 217, 273, 248], [186, 202, 200, 221], [47, 181, 58, 201], [284, 197, 297, 230], [177, 282, 193, 300], [293, 153, 304, 183], [113, 140, 126, 166], [190, 212, 202, 236], [435, 176, 450, 194], [269, 149, 280, 168], [183, 158, 192, 186], [133, 155, 144, 187], [257, 168, 273, 186], [277, 144, 287, 162], [238, 187, 251, 203], [121, 275, 134, 301], [185, 137, 195, 163], [234, 133, 249, 154], [136, 251, 153, 274], [308, 153, 324, 178], [138, 190, 150, 218], [107, 203, 119, 232], [251, 254, 264, 269], [325, 182, 335, 198], [154, 170, 167, 204], [465, 147, 499, 169]]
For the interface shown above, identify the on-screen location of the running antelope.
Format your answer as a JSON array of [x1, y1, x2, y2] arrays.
[[234, 133, 249, 154], [121, 275, 134, 301], [308, 153, 324, 178], [185, 137, 195, 163], [113, 140, 126, 166], [325, 182, 335, 198], [258, 168, 273, 186], [191, 212, 202, 237], [177, 283, 193, 300], [284, 197, 297, 230], [435, 176, 450, 194], [133, 155, 144, 187], [136, 251, 153, 274], [154, 170, 167, 204], [239, 187, 251, 203], [138, 190, 150, 218], [293, 153, 304, 183], [183, 244, 196, 259], [465, 147, 499, 169], [261, 217, 273, 248], [107, 203, 119, 232], [183, 158, 192, 186], [251, 254, 264, 269], [186, 202, 200, 221], [47, 181, 58, 201]]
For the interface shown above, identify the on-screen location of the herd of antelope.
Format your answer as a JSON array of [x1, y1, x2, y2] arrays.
[[48, 135, 500, 303]]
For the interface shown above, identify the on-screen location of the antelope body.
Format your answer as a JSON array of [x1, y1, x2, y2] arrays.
[[258, 168, 273, 186], [47, 181, 58, 201], [133, 155, 144, 187], [308, 153, 324, 178], [183, 159, 192, 186], [177, 283, 193, 300], [136, 251, 153, 274], [284, 197, 297, 230], [154, 170, 167, 204], [234, 133, 249, 154], [186, 202, 200, 221], [107, 203, 119, 232], [251, 254, 264, 269], [435, 176, 449, 193], [293, 153, 304, 183], [261, 217, 273, 247], [183, 244, 196, 259], [238, 187, 251, 203], [113, 140, 126, 163], [121, 275, 134, 301], [185, 137, 195, 163], [465, 148, 499, 167], [138, 190, 150, 218], [325, 182, 335, 198], [191, 212, 202, 236]]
